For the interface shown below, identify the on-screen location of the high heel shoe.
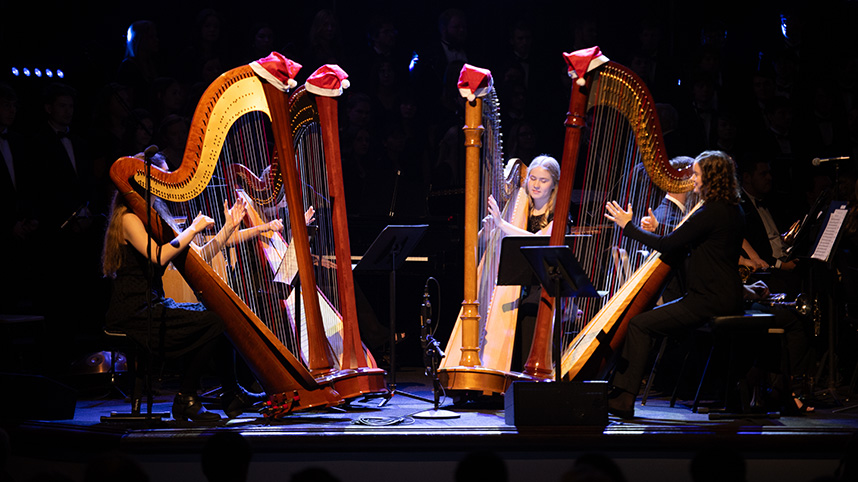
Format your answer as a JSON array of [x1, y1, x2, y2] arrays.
[[221, 386, 267, 419], [172, 393, 221, 422]]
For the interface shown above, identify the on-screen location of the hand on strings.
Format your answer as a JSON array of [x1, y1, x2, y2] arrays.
[[223, 197, 247, 231], [487, 195, 502, 224], [304, 206, 315, 226], [640, 207, 659, 233], [263, 219, 284, 233], [190, 212, 215, 234], [604, 201, 633, 229]]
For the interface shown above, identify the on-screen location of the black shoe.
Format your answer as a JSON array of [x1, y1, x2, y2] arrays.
[[172, 393, 221, 422], [607, 389, 636, 419], [221, 386, 267, 418]]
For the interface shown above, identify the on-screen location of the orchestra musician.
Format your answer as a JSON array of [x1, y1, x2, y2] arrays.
[[604, 150, 744, 418]]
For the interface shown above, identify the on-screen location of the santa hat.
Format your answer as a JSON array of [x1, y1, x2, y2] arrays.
[[305, 64, 350, 97], [563, 46, 610, 86], [250, 52, 302, 92], [457, 64, 493, 102]]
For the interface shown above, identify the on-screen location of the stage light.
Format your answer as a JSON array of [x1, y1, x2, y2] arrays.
[[22, 68, 31, 77], [57, 69, 64, 79], [46, 69, 53, 78], [34, 68, 42, 77], [11, 67, 20, 77]]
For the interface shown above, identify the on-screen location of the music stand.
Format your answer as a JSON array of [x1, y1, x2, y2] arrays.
[[354, 224, 432, 406], [518, 245, 600, 383]]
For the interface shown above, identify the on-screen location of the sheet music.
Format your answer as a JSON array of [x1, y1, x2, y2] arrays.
[[811, 203, 848, 262]]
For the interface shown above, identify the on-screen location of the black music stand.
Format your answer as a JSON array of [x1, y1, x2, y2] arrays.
[[355, 224, 433, 406], [517, 245, 600, 383]]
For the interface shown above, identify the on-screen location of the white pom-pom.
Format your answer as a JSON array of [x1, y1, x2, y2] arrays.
[[468, 94, 476, 102], [287, 79, 297, 89], [341, 79, 350, 90], [576, 78, 586, 86]]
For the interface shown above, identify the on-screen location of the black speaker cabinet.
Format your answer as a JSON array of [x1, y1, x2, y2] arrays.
[[0, 372, 77, 420], [504, 380, 608, 426]]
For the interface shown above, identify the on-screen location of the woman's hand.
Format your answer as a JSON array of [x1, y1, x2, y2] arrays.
[[263, 219, 284, 233], [304, 206, 315, 226], [223, 197, 247, 231], [190, 212, 215, 234], [640, 207, 659, 233], [487, 195, 501, 224], [604, 201, 633, 229]]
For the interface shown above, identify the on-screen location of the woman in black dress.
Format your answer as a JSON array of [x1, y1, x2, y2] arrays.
[[101, 187, 275, 421], [603, 150, 745, 418]]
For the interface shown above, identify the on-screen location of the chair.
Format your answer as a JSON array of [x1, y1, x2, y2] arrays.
[[640, 311, 789, 415], [100, 328, 169, 422], [692, 311, 787, 415]]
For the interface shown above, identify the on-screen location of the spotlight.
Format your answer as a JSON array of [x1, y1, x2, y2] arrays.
[[409, 52, 419, 73], [11, 67, 20, 77], [57, 69, 64, 79], [46, 69, 54, 78], [34, 68, 42, 77], [22, 67, 31, 77]]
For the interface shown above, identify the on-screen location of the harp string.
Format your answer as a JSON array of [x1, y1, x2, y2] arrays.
[[560, 68, 666, 354]]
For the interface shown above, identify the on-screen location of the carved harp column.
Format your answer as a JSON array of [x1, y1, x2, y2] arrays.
[[438, 65, 533, 396]]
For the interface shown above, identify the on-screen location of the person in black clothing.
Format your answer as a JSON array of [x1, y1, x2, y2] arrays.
[[101, 176, 275, 422], [604, 150, 744, 418]]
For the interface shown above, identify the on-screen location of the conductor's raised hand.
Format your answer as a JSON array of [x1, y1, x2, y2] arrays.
[[640, 207, 659, 233], [604, 201, 633, 229]]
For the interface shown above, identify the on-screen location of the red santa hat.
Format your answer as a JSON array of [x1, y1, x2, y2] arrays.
[[250, 52, 302, 92], [457, 64, 493, 102], [563, 46, 610, 86], [305, 64, 350, 97]]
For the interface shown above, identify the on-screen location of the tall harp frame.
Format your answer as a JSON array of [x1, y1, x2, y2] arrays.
[[438, 78, 536, 396], [522, 56, 693, 383], [110, 62, 384, 415]]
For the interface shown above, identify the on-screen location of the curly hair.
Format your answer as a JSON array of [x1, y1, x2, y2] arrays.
[[695, 150, 741, 204]]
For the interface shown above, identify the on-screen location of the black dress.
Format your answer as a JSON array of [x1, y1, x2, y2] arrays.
[[105, 243, 223, 358]]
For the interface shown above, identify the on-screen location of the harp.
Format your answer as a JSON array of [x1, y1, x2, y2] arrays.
[[437, 65, 534, 395], [522, 47, 693, 382], [109, 57, 384, 415]]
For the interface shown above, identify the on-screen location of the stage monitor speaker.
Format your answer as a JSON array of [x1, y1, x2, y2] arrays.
[[0, 372, 77, 421], [504, 380, 607, 427]]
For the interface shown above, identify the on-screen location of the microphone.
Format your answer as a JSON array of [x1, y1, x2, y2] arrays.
[[143, 144, 159, 162], [812, 156, 850, 166]]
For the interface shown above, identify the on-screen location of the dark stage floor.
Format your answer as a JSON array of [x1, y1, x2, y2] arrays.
[[2, 366, 858, 482]]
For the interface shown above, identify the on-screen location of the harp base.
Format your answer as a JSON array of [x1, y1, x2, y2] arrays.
[[321, 367, 389, 401], [438, 367, 536, 397], [503, 380, 608, 427]]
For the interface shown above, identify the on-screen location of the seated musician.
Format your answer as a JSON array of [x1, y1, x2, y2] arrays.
[[101, 154, 279, 422], [486, 155, 562, 367], [604, 150, 744, 418]]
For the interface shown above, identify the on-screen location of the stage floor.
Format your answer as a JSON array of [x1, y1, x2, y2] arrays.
[[3, 367, 858, 482]]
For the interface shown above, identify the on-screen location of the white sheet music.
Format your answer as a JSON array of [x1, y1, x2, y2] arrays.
[[811, 204, 848, 262]]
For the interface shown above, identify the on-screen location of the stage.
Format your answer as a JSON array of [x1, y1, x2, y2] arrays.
[[2, 367, 856, 482]]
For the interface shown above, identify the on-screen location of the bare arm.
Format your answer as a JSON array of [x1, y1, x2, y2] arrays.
[[122, 211, 214, 266]]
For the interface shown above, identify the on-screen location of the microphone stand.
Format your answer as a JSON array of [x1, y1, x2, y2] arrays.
[[104, 145, 169, 423], [413, 278, 459, 419]]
